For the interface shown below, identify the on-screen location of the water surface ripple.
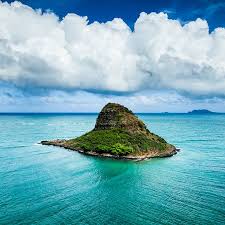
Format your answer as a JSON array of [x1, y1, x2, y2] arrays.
[[0, 114, 224, 225]]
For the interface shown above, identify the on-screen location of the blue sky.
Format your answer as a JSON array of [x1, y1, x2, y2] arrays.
[[0, 0, 225, 112], [4, 0, 225, 30]]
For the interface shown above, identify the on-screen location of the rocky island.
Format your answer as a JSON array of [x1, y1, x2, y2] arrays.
[[41, 103, 178, 160]]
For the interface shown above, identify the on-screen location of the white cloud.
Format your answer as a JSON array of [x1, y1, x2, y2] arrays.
[[0, 1, 225, 97], [1, 87, 225, 113]]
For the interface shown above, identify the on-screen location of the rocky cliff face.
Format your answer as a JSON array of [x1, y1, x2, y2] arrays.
[[94, 103, 149, 134]]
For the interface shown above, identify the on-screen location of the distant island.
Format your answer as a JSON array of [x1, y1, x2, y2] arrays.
[[188, 109, 217, 114], [41, 103, 178, 161]]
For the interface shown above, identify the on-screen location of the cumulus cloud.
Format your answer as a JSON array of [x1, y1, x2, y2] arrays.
[[0, 1, 225, 97]]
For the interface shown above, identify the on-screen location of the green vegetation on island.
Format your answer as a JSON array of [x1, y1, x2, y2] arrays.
[[67, 129, 169, 155]]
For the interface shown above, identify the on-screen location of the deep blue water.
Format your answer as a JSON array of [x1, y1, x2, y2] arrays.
[[0, 114, 224, 225]]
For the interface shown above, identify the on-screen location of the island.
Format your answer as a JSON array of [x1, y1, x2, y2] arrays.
[[41, 103, 178, 160], [188, 109, 216, 114]]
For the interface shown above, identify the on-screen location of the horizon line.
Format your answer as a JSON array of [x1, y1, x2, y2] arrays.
[[0, 112, 224, 114]]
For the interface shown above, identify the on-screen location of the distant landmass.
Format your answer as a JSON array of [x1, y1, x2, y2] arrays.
[[188, 109, 217, 114]]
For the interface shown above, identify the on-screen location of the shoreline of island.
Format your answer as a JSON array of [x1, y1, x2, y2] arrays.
[[40, 139, 180, 161]]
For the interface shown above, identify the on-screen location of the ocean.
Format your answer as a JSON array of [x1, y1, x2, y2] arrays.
[[0, 113, 224, 225]]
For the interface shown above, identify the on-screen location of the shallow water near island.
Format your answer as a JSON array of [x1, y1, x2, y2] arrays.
[[0, 113, 224, 225]]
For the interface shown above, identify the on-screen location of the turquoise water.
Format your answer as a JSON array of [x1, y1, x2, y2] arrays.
[[0, 114, 224, 225]]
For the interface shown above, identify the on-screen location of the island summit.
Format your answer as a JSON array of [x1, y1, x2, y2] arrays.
[[41, 103, 178, 160]]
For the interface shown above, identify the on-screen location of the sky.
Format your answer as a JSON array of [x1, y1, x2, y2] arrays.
[[0, 0, 225, 112]]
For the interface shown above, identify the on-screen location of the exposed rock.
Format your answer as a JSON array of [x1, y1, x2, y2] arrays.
[[94, 103, 149, 134]]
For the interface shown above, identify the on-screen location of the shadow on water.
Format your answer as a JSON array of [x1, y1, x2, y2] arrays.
[[83, 152, 176, 181], [88, 156, 136, 180]]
